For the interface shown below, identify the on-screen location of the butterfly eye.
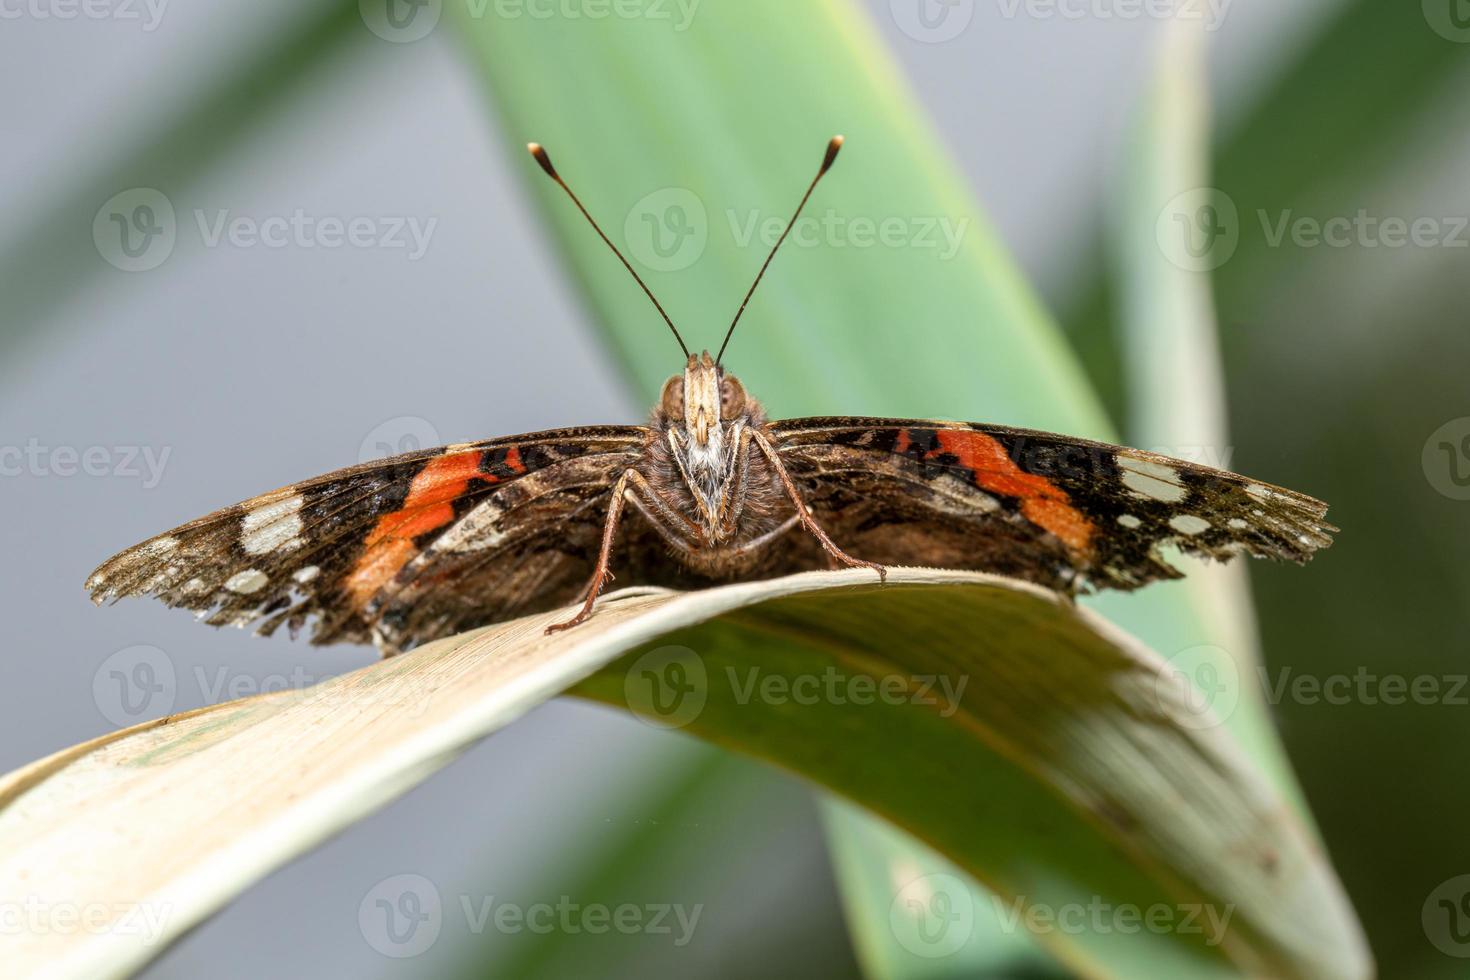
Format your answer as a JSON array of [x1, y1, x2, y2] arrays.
[[659, 377, 685, 418], [720, 376, 747, 419]]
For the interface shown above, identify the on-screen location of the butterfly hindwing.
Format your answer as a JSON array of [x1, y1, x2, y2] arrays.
[[87, 427, 648, 652], [771, 417, 1334, 593]]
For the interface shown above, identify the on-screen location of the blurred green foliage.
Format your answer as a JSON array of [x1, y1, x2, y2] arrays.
[[7, 0, 1464, 974], [1063, 2, 1470, 976]]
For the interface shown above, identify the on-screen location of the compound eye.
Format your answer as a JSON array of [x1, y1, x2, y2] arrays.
[[720, 376, 747, 419], [659, 376, 685, 418]]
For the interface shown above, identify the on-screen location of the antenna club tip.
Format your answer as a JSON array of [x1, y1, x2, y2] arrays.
[[527, 142, 557, 178], [821, 135, 844, 173]]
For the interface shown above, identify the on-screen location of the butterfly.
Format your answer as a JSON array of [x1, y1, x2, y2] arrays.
[[88, 137, 1335, 656]]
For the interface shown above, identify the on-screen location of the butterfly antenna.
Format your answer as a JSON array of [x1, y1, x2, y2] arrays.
[[528, 143, 690, 359], [716, 135, 844, 365]]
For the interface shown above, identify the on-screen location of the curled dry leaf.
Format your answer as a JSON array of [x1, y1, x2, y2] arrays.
[[0, 569, 1367, 979]]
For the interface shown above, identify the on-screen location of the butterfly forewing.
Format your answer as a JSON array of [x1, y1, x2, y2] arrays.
[[771, 418, 1334, 594], [87, 427, 648, 651]]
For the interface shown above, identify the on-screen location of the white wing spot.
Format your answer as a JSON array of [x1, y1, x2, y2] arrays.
[[225, 569, 269, 594], [1245, 483, 1272, 499], [1169, 514, 1212, 536], [1117, 514, 1142, 529], [1227, 518, 1249, 530], [183, 577, 208, 594], [142, 536, 179, 555], [1118, 456, 1186, 503], [242, 495, 306, 555], [293, 565, 320, 584]]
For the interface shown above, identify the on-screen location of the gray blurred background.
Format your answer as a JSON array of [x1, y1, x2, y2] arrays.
[[5, 0, 1466, 976]]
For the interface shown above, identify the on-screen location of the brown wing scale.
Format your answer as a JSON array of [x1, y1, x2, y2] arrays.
[[770, 418, 1334, 594], [87, 427, 649, 653]]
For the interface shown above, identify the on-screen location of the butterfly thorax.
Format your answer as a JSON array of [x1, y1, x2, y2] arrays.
[[648, 352, 784, 553]]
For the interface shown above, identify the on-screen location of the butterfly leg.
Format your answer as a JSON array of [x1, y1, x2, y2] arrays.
[[546, 469, 701, 634], [751, 430, 887, 583], [546, 469, 638, 634]]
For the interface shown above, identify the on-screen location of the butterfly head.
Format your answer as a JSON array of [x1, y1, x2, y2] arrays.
[[659, 351, 748, 448]]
